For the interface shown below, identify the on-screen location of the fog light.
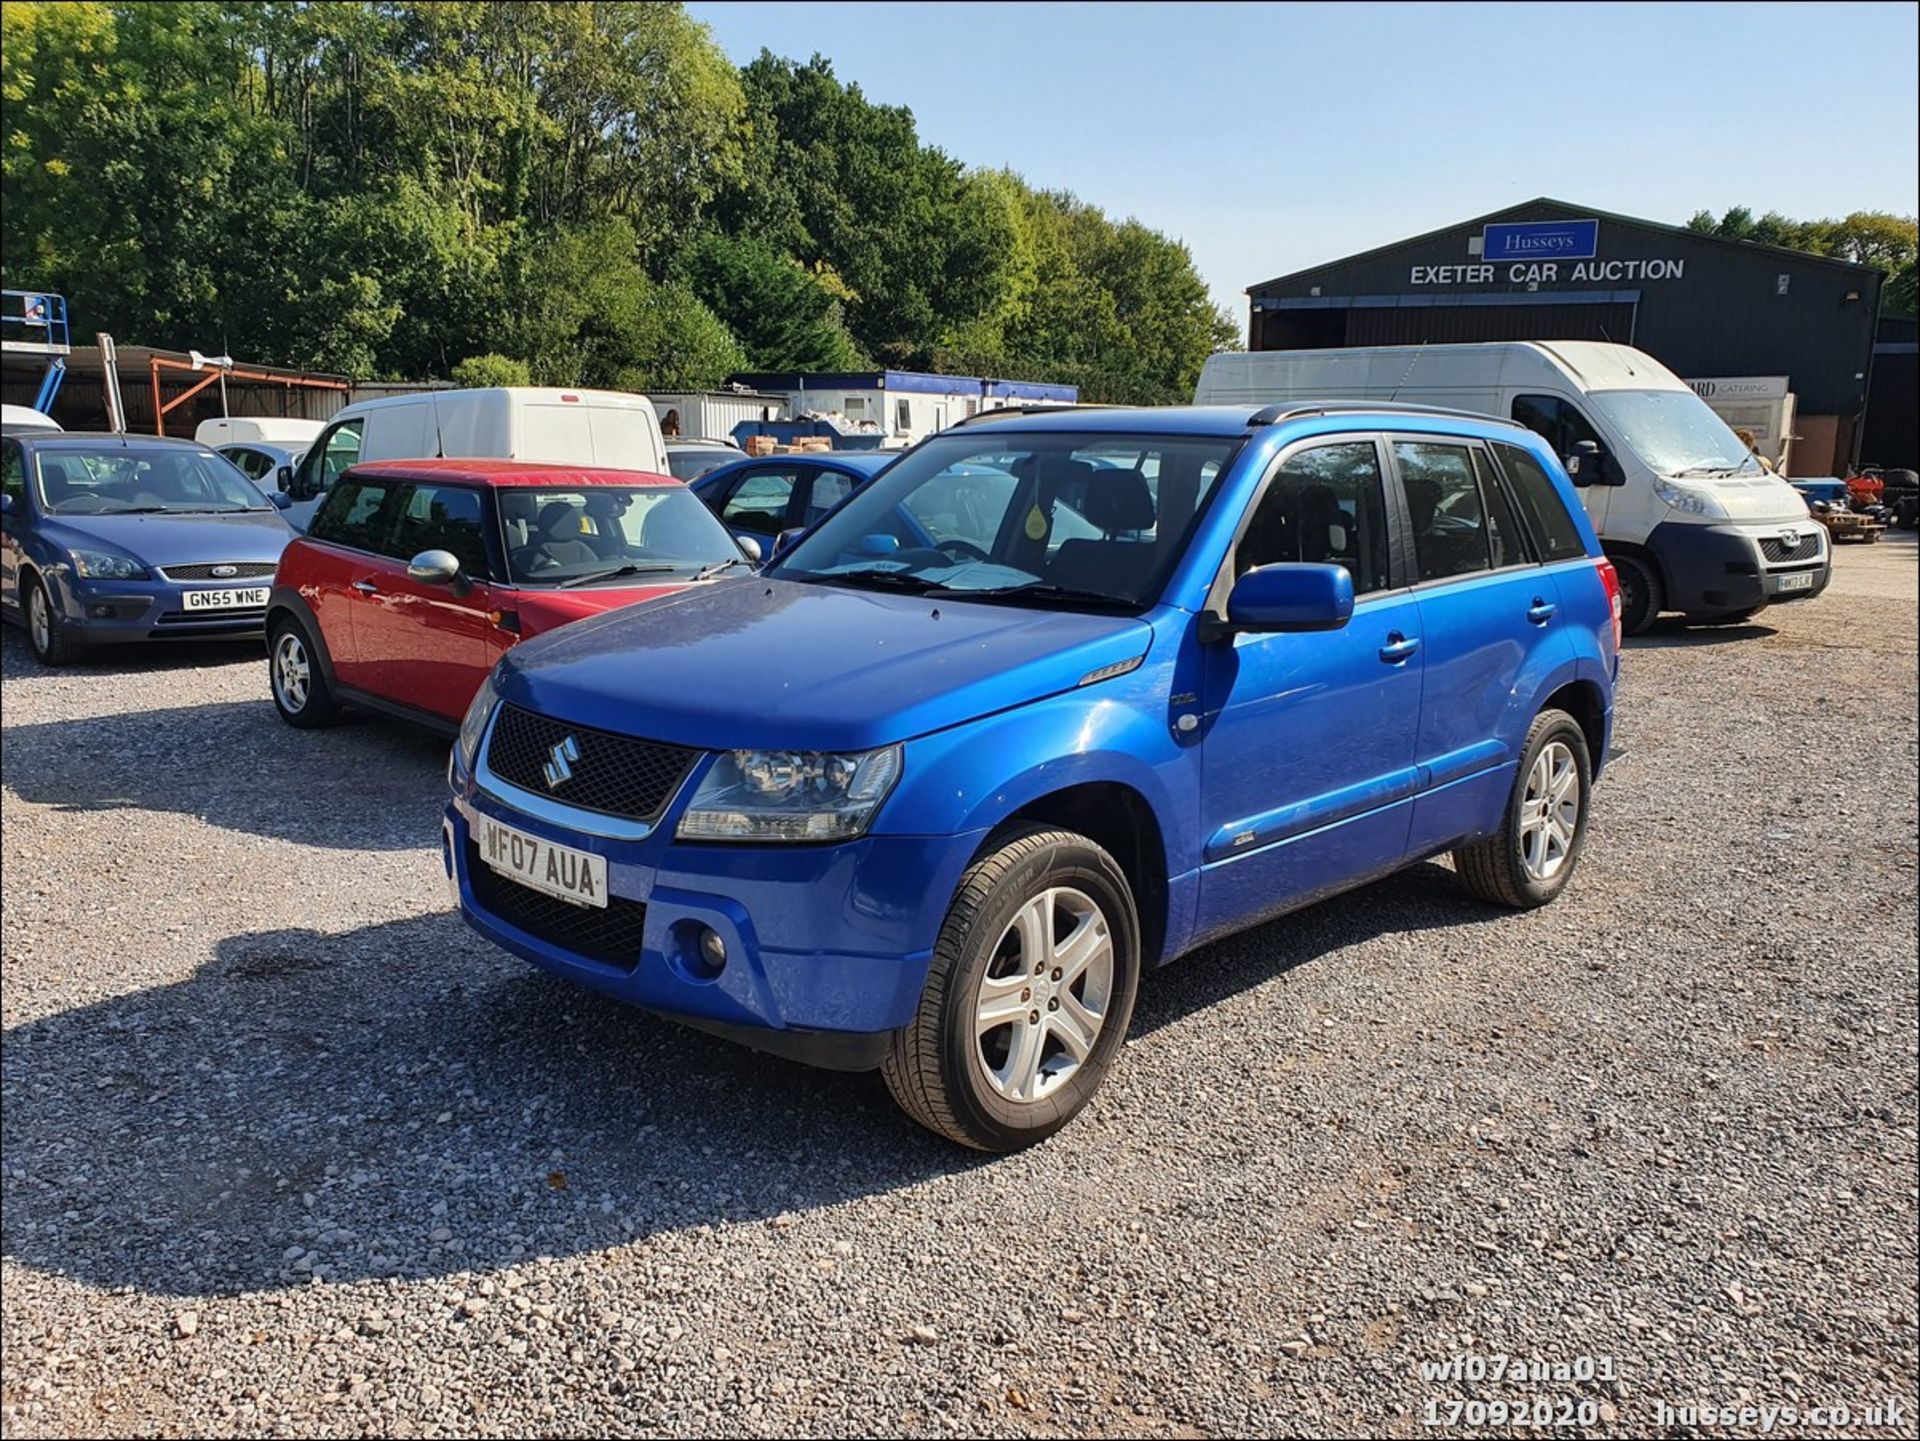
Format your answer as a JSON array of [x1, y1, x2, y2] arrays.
[[90, 604, 113, 618], [698, 927, 728, 975]]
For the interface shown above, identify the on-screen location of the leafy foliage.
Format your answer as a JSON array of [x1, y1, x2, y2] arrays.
[[1687, 206, 1918, 317], [1, 3, 1234, 399]]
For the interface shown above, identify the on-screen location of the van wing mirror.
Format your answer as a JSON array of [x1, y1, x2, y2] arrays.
[[1565, 439, 1626, 488]]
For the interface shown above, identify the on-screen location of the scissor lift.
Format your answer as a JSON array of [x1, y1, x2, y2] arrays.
[[2, 289, 71, 413]]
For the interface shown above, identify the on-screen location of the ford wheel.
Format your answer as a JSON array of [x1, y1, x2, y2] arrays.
[[883, 826, 1140, 1151], [24, 573, 78, 666]]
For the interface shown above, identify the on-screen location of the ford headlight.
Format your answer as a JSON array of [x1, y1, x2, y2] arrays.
[[1653, 481, 1728, 519], [677, 745, 902, 842], [70, 547, 148, 580], [455, 672, 499, 774]]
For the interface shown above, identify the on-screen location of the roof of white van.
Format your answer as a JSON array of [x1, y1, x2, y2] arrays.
[[1198, 341, 1688, 396], [344, 387, 654, 411], [1, 403, 61, 431]]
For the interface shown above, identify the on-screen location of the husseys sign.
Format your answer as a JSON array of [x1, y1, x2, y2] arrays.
[[1408, 219, 1687, 287]]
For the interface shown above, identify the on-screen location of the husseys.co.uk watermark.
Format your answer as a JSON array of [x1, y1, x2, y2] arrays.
[[1652, 1398, 1908, 1433]]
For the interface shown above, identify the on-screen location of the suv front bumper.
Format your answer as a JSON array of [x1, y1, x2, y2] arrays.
[[444, 786, 983, 1068]]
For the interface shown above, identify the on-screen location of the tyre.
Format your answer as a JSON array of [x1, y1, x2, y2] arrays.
[[24, 572, 79, 666], [882, 826, 1140, 1151], [268, 614, 340, 727], [1612, 553, 1662, 636], [1452, 709, 1594, 909]]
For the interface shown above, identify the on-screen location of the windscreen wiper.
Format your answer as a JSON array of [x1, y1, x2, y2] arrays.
[[941, 581, 1135, 610], [556, 563, 681, 589], [692, 556, 750, 582]]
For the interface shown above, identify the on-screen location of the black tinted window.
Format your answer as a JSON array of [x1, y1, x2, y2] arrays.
[[1394, 441, 1491, 582], [308, 477, 395, 552], [1238, 441, 1391, 596], [721, 469, 798, 538], [1493, 443, 1589, 562], [2, 440, 24, 506], [390, 483, 491, 578], [1511, 394, 1601, 459]]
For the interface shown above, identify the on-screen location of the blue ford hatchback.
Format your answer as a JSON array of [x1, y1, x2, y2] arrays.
[[447, 404, 1621, 1149], [2, 432, 295, 664]]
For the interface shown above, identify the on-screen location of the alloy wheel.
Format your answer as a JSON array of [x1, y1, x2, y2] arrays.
[[1519, 740, 1580, 882], [973, 886, 1114, 1103], [28, 583, 51, 655], [274, 631, 311, 713]]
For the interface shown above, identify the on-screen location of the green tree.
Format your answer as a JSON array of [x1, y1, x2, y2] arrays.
[[1688, 205, 1917, 315], [450, 352, 532, 387]]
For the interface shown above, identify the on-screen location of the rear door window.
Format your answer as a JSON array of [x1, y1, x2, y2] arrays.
[[1492, 443, 1590, 562], [1393, 440, 1494, 582]]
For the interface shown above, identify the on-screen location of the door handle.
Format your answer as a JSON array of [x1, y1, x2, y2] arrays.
[[1527, 597, 1558, 625], [1378, 633, 1420, 664], [352, 579, 379, 595]]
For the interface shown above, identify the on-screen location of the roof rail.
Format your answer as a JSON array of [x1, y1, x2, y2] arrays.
[[947, 402, 1115, 429], [1246, 400, 1525, 429]]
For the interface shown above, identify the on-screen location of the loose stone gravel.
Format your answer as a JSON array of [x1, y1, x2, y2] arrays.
[[2, 539, 1915, 1438]]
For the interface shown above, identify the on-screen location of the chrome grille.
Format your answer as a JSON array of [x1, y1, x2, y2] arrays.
[[157, 562, 279, 581]]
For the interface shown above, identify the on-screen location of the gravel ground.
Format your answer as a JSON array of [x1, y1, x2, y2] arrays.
[[3, 537, 1915, 1439]]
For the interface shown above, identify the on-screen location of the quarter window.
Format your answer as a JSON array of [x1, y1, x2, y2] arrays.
[[804, 471, 854, 526], [1492, 443, 1589, 562], [389, 482, 492, 578], [308, 477, 395, 552], [1394, 441, 1492, 582], [1237, 441, 1391, 596]]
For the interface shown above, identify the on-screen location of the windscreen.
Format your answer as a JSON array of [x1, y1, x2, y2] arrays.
[[34, 445, 272, 514], [1590, 389, 1762, 479], [500, 485, 742, 586], [772, 430, 1239, 610]]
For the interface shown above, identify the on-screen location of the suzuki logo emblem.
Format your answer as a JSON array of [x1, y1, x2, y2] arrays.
[[211, 564, 238, 578], [543, 736, 581, 789]]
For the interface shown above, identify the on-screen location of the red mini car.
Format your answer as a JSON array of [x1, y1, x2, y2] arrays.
[[265, 459, 752, 730]]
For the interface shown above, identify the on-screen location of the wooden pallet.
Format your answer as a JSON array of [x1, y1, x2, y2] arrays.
[[1817, 513, 1886, 543]]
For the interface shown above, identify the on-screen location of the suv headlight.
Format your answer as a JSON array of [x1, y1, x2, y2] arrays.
[[455, 673, 499, 773], [677, 745, 902, 842], [70, 548, 149, 580], [1653, 481, 1728, 519]]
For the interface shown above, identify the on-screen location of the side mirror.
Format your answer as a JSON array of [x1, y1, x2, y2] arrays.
[[736, 534, 764, 564], [772, 527, 808, 559], [408, 549, 471, 596], [275, 465, 293, 492], [0, 493, 13, 517], [1565, 440, 1626, 488], [1222, 562, 1354, 635], [270, 492, 292, 511]]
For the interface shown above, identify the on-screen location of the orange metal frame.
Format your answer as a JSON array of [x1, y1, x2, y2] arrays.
[[148, 355, 349, 436]]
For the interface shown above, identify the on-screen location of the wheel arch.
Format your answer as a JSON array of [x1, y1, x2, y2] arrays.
[[265, 585, 338, 687], [968, 779, 1172, 969], [1537, 677, 1610, 778]]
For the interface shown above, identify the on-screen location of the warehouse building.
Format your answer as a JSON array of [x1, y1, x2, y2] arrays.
[[1247, 198, 1890, 475]]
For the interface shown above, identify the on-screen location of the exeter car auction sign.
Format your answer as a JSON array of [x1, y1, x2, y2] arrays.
[[1407, 218, 1690, 287]]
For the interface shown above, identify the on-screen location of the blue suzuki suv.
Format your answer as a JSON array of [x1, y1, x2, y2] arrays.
[[446, 404, 1622, 1150]]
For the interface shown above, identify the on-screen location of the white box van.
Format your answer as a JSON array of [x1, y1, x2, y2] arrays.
[[287, 387, 667, 504], [193, 415, 327, 450], [1195, 342, 1830, 632]]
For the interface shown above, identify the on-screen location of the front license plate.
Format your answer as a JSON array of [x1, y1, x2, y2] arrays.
[[182, 586, 270, 611], [475, 814, 607, 909], [1774, 571, 1815, 593]]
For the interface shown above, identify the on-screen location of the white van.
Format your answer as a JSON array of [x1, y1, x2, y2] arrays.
[[1, 403, 61, 433], [286, 387, 667, 504], [1195, 341, 1830, 632], [193, 415, 326, 450]]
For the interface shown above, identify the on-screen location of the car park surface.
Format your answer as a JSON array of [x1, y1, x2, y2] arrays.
[[1, 533, 1912, 1436]]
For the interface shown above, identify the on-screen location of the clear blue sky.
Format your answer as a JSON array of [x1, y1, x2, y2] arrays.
[[688, 1, 1919, 338]]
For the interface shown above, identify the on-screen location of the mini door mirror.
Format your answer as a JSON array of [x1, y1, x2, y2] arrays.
[[772, 527, 809, 559], [1223, 562, 1354, 634], [407, 549, 470, 595], [736, 534, 764, 564]]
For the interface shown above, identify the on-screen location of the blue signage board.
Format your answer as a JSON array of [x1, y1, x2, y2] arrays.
[[1482, 219, 1599, 262]]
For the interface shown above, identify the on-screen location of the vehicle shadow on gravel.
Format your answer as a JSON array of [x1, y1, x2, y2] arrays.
[[1625, 619, 1775, 648], [1, 863, 1489, 1300], [0, 622, 265, 676], [1, 697, 449, 851]]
